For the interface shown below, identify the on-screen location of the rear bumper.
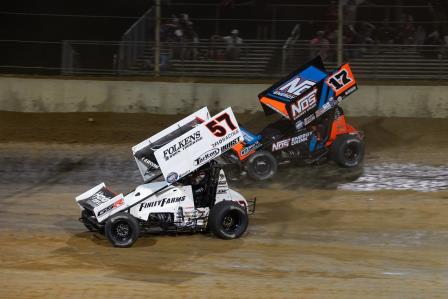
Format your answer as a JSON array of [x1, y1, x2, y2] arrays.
[[79, 212, 102, 231]]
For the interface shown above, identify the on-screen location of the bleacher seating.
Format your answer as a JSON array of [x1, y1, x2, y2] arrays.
[[122, 37, 448, 80]]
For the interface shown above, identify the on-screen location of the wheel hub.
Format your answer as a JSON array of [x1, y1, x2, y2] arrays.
[[344, 143, 359, 162], [254, 157, 270, 174], [223, 216, 234, 229], [115, 223, 130, 238]]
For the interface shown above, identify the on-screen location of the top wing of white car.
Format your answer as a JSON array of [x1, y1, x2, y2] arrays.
[[133, 107, 243, 184], [132, 107, 210, 182]]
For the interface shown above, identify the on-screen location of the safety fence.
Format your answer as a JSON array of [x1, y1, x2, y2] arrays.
[[1, 39, 447, 80], [2, 0, 448, 80]]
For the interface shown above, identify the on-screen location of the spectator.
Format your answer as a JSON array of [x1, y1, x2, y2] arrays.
[[422, 29, 443, 58], [172, 29, 186, 59], [442, 35, 448, 58], [209, 34, 223, 60], [359, 22, 376, 45], [344, 0, 358, 27], [181, 15, 199, 60], [309, 31, 330, 61], [397, 14, 416, 44], [376, 18, 395, 44], [283, 24, 301, 65], [414, 25, 426, 46], [223, 29, 243, 60]]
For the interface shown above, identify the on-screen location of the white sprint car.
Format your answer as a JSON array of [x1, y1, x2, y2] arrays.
[[75, 107, 255, 247]]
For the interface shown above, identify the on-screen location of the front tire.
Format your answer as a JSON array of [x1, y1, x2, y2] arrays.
[[209, 201, 248, 240], [245, 150, 278, 180], [105, 212, 140, 248], [331, 134, 364, 167]]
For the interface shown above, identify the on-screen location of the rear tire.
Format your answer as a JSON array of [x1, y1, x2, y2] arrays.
[[105, 212, 140, 248], [209, 201, 248, 240], [331, 134, 364, 167], [246, 150, 278, 180]]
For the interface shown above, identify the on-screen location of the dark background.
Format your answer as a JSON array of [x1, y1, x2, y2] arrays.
[[0, 0, 446, 72]]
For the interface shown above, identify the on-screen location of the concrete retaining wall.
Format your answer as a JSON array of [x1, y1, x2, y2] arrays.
[[0, 76, 447, 117]]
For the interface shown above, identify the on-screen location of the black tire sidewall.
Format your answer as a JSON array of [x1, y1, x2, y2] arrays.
[[105, 212, 140, 248], [331, 134, 364, 167], [246, 151, 278, 180], [209, 201, 248, 240]]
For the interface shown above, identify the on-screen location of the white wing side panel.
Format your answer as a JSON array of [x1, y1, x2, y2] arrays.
[[75, 183, 105, 202], [154, 107, 243, 183], [93, 193, 125, 223], [132, 107, 210, 154]]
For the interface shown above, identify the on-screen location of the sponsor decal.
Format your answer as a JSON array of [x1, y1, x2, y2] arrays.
[[273, 76, 316, 99], [220, 137, 240, 153], [211, 129, 239, 148], [315, 101, 332, 118], [113, 198, 124, 208], [166, 172, 179, 183], [240, 141, 262, 157], [143, 159, 160, 176], [163, 131, 202, 161], [291, 132, 313, 146], [295, 121, 304, 130], [217, 189, 228, 194], [97, 198, 124, 216], [344, 85, 357, 96], [272, 139, 290, 152], [97, 204, 113, 216], [90, 190, 113, 206], [304, 114, 316, 125], [139, 196, 186, 211], [290, 88, 318, 120], [141, 156, 159, 170], [271, 132, 312, 152], [194, 148, 220, 167], [241, 128, 256, 143], [326, 68, 353, 92], [206, 112, 237, 137]]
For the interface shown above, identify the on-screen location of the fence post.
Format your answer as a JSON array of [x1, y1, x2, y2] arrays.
[[215, 5, 220, 35], [61, 40, 68, 75], [154, 0, 161, 76]]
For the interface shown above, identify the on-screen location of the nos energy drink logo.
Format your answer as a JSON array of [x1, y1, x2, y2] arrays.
[[269, 66, 327, 102]]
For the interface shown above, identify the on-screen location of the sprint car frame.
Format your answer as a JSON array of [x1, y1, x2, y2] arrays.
[[222, 56, 365, 180], [75, 107, 255, 247]]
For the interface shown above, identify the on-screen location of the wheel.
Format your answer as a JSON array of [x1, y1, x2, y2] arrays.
[[208, 201, 249, 240], [104, 212, 140, 248], [331, 134, 365, 167], [245, 150, 278, 180], [81, 209, 96, 232]]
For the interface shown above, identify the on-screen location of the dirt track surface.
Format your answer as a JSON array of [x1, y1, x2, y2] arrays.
[[1, 112, 448, 298]]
